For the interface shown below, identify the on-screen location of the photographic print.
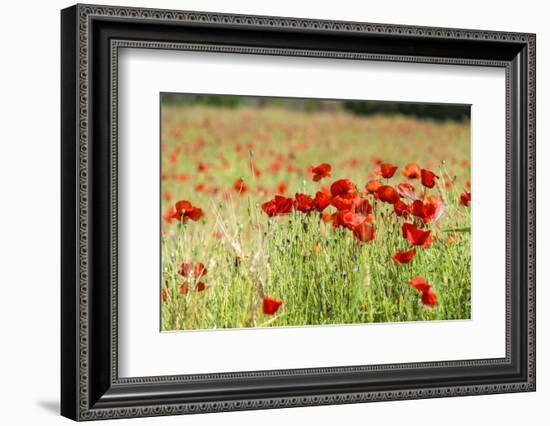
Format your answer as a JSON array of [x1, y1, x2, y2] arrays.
[[160, 94, 471, 331]]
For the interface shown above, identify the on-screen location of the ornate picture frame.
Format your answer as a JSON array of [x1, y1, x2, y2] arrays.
[[61, 4, 535, 421]]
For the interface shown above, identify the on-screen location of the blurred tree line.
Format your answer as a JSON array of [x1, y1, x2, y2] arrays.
[[161, 93, 469, 122]]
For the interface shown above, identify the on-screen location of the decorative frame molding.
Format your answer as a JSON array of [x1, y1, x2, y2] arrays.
[[61, 4, 536, 421]]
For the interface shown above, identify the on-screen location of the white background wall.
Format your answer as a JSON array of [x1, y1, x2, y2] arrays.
[[0, 0, 546, 424]]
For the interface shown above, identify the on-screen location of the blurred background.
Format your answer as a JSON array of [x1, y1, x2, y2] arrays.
[[161, 93, 470, 122]]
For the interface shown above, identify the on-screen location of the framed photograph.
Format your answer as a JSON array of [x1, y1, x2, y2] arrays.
[[61, 4, 536, 421]]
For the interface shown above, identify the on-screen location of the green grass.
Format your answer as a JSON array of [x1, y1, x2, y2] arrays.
[[160, 105, 471, 331]]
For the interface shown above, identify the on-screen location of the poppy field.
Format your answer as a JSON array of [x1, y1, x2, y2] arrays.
[[160, 96, 471, 331]]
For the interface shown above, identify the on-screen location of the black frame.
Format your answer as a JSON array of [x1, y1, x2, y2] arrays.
[[61, 4, 536, 421]]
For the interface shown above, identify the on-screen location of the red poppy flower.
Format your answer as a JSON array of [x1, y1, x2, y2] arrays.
[[408, 275, 431, 293], [394, 200, 410, 217], [353, 222, 375, 242], [261, 199, 277, 217], [234, 178, 248, 194], [178, 283, 188, 295], [410, 200, 426, 217], [171, 200, 203, 222], [353, 197, 373, 215], [402, 222, 432, 246], [179, 262, 207, 278], [261, 196, 294, 217], [314, 191, 331, 212], [331, 193, 355, 211], [420, 169, 439, 188], [311, 163, 332, 181], [380, 162, 398, 178], [179, 261, 193, 277], [460, 191, 471, 207], [396, 183, 417, 200], [365, 179, 382, 194], [411, 200, 442, 223], [295, 193, 315, 213], [162, 206, 177, 224], [274, 195, 294, 215], [421, 288, 438, 307], [421, 203, 438, 223], [330, 179, 355, 197], [401, 162, 422, 179], [376, 185, 400, 204], [332, 210, 365, 229], [341, 211, 365, 229], [392, 249, 415, 264], [194, 262, 207, 278], [196, 282, 206, 292], [408, 276, 438, 307], [263, 295, 283, 315], [276, 182, 288, 194]]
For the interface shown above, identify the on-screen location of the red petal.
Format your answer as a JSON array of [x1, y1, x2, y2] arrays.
[[330, 179, 355, 197], [341, 211, 365, 229], [408, 275, 431, 293], [396, 182, 416, 200], [402, 223, 432, 246], [420, 169, 439, 188], [401, 163, 421, 179], [313, 191, 331, 211], [194, 262, 207, 278], [261, 199, 277, 217], [421, 289, 438, 307], [186, 206, 203, 221], [460, 191, 471, 207], [179, 261, 193, 277], [376, 185, 400, 204], [174, 200, 192, 211], [353, 198, 372, 215], [234, 179, 248, 194], [353, 222, 375, 242], [394, 200, 410, 217], [311, 163, 332, 181], [262, 295, 283, 315], [392, 249, 415, 264], [365, 179, 382, 193], [380, 163, 398, 178], [331, 194, 354, 211], [295, 193, 315, 212], [274, 196, 294, 215]]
